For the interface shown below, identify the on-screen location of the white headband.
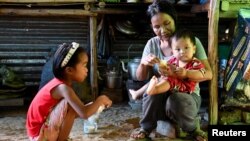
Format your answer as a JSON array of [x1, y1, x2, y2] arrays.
[[61, 42, 79, 68]]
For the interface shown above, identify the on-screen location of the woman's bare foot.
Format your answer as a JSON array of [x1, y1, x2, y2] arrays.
[[130, 128, 150, 139], [129, 89, 140, 100]]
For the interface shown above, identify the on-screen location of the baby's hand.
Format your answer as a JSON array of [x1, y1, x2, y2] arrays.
[[159, 63, 176, 77], [175, 67, 187, 79]]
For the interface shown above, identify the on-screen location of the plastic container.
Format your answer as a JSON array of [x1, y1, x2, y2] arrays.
[[83, 105, 105, 134]]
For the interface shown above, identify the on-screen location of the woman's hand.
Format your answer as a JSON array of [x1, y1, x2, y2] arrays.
[[141, 54, 160, 67], [136, 54, 160, 81]]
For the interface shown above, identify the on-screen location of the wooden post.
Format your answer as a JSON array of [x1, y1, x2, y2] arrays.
[[208, 0, 220, 125], [89, 16, 98, 100]]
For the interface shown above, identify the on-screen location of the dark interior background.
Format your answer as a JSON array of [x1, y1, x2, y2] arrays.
[[0, 3, 236, 105]]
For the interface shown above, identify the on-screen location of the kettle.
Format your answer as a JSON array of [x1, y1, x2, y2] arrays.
[[121, 44, 152, 81], [121, 58, 141, 81]]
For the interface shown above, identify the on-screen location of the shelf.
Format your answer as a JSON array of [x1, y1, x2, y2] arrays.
[[91, 2, 148, 14], [91, 7, 142, 14], [220, 1, 250, 18], [0, 0, 95, 3], [92, 2, 207, 16]]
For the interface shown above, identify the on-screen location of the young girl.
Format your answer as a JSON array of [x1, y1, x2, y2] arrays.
[[26, 42, 112, 141]]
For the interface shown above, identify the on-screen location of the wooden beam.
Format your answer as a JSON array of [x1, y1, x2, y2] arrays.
[[221, 2, 250, 12], [89, 16, 98, 100], [219, 2, 250, 18], [91, 8, 141, 14], [208, 0, 219, 125], [0, 0, 95, 3], [0, 8, 97, 17], [219, 11, 238, 18]]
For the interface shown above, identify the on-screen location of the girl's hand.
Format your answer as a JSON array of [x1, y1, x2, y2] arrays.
[[141, 54, 160, 67], [96, 95, 112, 108], [175, 67, 188, 79]]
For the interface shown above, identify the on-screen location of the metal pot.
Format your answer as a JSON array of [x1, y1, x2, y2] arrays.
[[105, 71, 122, 89], [114, 20, 139, 36]]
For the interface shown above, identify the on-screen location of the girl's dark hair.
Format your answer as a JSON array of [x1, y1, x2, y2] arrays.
[[147, 0, 177, 25], [53, 43, 86, 80], [171, 29, 196, 45]]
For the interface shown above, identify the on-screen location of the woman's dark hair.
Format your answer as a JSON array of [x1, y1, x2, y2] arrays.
[[53, 43, 86, 80], [147, 0, 177, 25], [171, 29, 196, 45]]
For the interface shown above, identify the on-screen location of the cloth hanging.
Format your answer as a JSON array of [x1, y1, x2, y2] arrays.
[[224, 8, 250, 98], [97, 15, 113, 59]]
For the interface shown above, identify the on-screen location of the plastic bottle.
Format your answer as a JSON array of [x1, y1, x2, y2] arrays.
[[83, 105, 105, 134]]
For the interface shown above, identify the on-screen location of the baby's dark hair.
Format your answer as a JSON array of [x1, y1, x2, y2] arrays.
[[171, 29, 196, 45], [147, 0, 177, 25], [53, 43, 86, 80]]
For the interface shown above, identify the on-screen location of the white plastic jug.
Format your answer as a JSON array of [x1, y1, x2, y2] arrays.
[[83, 105, 105, 134]]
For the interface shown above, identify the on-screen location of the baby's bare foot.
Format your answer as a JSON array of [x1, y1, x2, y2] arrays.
[[243, 63, 250, 80], [129, 89, 138, 100], [146, 76, 157, 95]]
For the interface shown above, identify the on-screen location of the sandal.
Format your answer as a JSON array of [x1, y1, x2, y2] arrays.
[[130, 128, 151, 140], [193, 116, 207, 141], [192, 129, 208, 141], [176, 127, 188, 138]]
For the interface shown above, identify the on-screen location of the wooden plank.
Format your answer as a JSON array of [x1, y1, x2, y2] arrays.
[[0, 8, 97, 17], [91, 8, 141, 14], [0, 0, 95, 3], [208, 0, 219, 125], [221, 2, 250, 12], [220, 1, 250, 18], [219, 11, 238, 18]]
